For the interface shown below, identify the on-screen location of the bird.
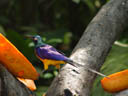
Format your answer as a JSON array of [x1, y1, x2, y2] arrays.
[[27, 35, 107, 77]]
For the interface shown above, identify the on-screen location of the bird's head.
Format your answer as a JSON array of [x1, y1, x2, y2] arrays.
[[26, 35, 45, 46]]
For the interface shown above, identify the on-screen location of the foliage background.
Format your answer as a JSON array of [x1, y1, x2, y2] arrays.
[[0, 0, 128, 96]]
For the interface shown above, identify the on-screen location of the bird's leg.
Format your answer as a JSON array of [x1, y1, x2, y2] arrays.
[[55, 65, 60, 69], [41, 63, 49, 74], [41, 69, 46, 74], [55, 64, 61, 73], [44, 63, 48, 70]]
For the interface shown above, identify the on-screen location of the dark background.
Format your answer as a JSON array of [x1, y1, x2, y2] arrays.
[[0, 0, 128, 96]]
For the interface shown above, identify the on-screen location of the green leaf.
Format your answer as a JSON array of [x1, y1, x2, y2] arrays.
[[92, 44, 128, 96], [47, 38, 62, 44], [0, 26, 6, 35], [63, 32, 72, 44], [82, 0, 96, 12], [35, 86, 48, 96], [5, 30, 35, 60], [53, 70, 59, 76], [43, 73, 53, 79], [72, 0, 81, 4]]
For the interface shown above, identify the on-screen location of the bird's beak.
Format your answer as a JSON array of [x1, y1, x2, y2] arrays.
[[25, 35, 34, 39]]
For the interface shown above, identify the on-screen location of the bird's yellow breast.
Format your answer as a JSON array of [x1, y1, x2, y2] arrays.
[[37, 55, 66, 70], [43, 59, 66, 70], [42, 59, 66, 65]]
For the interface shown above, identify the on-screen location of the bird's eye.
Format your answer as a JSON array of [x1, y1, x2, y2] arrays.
[[34, 38, 37, 41]]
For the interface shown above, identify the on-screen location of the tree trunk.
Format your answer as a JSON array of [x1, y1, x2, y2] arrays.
[[0, 64, 36, 96], [19, 0, 38, 26], [46, 0, 128, 96]]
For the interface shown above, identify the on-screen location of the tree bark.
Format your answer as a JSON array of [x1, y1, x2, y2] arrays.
[[0, 64, 36, 96], [46, 0, 128, 96], [19, 0, 38, 26], [115, 90, 128, 96]]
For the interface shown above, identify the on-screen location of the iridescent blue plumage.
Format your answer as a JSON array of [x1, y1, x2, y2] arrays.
[[35, 45, 70, 61], [29, 35, 74, 70]]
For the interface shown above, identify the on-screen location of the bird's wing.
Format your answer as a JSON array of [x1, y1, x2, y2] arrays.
[[35, 45, 69, 61]]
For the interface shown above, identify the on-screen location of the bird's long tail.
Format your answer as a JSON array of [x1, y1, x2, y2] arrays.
[[66, 60, 107, 77]]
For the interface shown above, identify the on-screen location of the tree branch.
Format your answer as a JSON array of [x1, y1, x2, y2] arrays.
[[115, 89, 128, 96], [46, 0, 128, 96], [0, 64, 36, 96]]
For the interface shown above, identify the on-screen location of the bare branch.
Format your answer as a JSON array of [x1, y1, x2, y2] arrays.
[[0, 64, 36, 96], [46, 0, 128, 96], [115, 89, 128, 96]]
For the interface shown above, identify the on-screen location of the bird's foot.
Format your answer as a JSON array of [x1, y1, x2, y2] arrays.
[[40, 70, 46, 74]]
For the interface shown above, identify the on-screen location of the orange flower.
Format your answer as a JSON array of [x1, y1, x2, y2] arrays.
[[0, 33, 39, 80], [17, 77, 36, 91], [101, 70, 128, 93]]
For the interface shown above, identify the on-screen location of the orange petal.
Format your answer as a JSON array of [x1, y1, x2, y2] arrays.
[[17, 77, 36, 91], [101, 70, 128, 93], [0, 33, 39, 80]]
